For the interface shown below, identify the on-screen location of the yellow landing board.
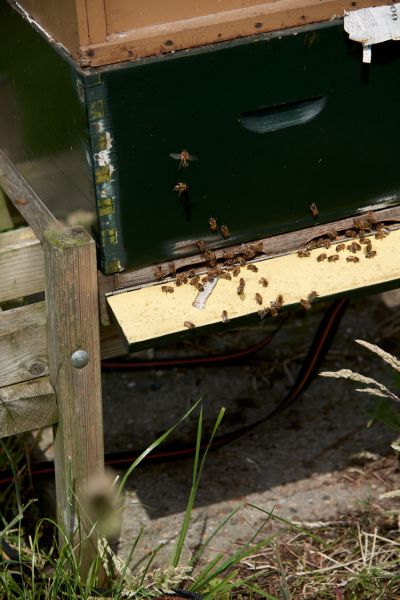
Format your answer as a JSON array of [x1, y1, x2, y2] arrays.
[[107, 229, 400, 350]]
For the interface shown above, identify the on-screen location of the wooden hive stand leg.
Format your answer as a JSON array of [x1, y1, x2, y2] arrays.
[[43, 225, 105, 579]]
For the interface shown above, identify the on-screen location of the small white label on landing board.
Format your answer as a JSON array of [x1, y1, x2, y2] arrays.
[[192, 278, 219, 310], [344, 4, 400, 62]]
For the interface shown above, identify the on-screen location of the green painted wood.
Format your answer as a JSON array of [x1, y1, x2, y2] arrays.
[[1, 0, 400, 274], [0, 1, 93, 222]]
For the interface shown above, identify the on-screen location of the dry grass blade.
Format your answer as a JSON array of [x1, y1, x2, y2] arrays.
[[320, 369, 400, 403], [355, 339, 400, 372]]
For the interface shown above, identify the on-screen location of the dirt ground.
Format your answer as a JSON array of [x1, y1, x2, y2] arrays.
[[97, 290, 400, 567]]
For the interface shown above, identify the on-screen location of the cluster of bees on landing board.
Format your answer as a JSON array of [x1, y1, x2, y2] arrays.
[[297, 212, 387, 264], [154, 210, 391, 330]]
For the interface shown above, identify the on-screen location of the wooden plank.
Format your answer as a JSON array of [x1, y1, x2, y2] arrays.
[[0, 377, 57, 439], [0, 187, 13, 232], [0, 302, 48, 388], [0, 300, 127, 388], [43, 226, 104, 577], [12, 0, 88, 59], [0, 227, 44, 303], [0, 149, 61, 242], [86, 0, 108, 43], [107, 227, 400, 351], [100, 206, 400, 295], [80, 0, 396, 66]]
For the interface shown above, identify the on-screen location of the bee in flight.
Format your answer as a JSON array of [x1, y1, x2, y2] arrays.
[[169, 149, 198, 168]]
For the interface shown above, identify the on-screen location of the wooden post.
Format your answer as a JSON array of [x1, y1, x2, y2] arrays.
[[43, 225, 104, 577]]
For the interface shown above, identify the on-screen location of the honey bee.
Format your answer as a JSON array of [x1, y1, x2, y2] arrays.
[[328, 254, 339, 262], [346, 256, 359, 263], [308, 290, 319, 299], [237, 278, 245, 295], [306, 241, 318, 251], [237, 256, 246, 266], [170, 149, 198, 168], [161, 285, 174, 293], [300, 298, 312, 310], [258, 307, 270, 320], [258, 277, 269, 287], [270, 304, 279, 318], [173, 182, 189, 197], [327, 229, 337, 240], [366, 211, 377, 225], [169, 262, 176, 275], [184, 320, 195, 329], [317, 253, 327, 262], [224, 258, 234, 266], [204, 250, 217, 266], [251, 242, 264, 253], [298, 250, 311, 258], [201, 276, 208, 283], [220, 224, 230, 239], [206, 274, 215, 282], [221, 310, 229, 323], [310, 202, 319, 217], [208, 217, 218, 232], [336, 243, 345, 252], [232, 266, 241, 277], [243, 247, 256, 259], [345, 229, 357, 238], [196, 283, 204, 291], [365, 250, 377, 258], [353, 216, 369, 231], [375, 230, 387, 240], [247, 264, 258, 272], [360, 238, 372, 247], [197, 240, 207, 253], [223, 248, 237, 259], [276, 295, 284, 307], [190, 275, 200, 286], [347, 242, 361, 253], [188, 269, 196, 278], [220, 271, 232, 280], [154, 266, 163, 280], [255, 293, 263, 305]]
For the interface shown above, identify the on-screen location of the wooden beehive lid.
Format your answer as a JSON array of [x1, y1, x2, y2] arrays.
[[14, 0, 395, 67]]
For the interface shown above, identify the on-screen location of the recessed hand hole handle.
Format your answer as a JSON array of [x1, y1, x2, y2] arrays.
[[239, 96, 327, 133]]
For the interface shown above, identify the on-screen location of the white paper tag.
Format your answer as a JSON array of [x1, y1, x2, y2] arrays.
[[344, 4, 400, 62], [192, 278, 219, 310]]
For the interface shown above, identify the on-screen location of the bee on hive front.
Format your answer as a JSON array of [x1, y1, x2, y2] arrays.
[[209, 217, 218, 232], [196, 240, 207, 253], [247, 264, 258, 272], [170, 149, 198, 168], [172, 182, 188, 197], [154, 266, 163, 280], [184, 321, 195, 329], [220, 225, 230, 239], [161, 286, 174, 294], [300, 298, 312, 310], [221, 310, 229, 323], [259, 277, 268, 287], [255, 293, 263, 305]]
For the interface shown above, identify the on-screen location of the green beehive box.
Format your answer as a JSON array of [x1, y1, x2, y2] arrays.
[[1, 0, 399, 275]]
